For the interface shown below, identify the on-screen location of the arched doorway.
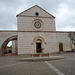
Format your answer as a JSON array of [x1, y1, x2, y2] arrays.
[[33, 36, 46, 53], [59, 43, 63, 51], [36, 39, 42, 53]]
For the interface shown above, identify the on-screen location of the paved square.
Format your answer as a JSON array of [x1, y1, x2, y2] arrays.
[[0, 52, 75, 75]]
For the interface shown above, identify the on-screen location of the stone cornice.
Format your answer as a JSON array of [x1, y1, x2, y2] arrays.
[[16, 15, 55, 18], [0, 30, 75, 33]]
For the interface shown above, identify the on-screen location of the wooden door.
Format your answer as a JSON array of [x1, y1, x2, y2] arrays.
[[59, 43, 63, 51]]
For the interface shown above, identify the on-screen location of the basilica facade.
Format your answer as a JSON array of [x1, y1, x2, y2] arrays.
[[0, 5, 72, 55]]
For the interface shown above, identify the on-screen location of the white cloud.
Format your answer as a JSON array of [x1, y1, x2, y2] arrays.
[[57, 26, 75, 31], [0, 0, 75, 31], [54, 2, 75, 31]]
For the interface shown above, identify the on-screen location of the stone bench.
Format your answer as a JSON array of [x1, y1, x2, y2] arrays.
[[31, 53, 51, 57], [20, 53, 53, 58]]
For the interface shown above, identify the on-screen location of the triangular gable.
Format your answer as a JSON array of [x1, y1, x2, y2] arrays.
[[17, 5, 55, 18]]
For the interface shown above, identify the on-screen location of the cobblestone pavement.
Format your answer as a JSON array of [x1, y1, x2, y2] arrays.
[[0, 52, 75, 75]]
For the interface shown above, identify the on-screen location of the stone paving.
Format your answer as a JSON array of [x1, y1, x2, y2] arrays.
[[0, 52, 75, 75]]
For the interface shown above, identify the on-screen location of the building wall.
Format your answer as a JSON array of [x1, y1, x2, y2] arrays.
[[0, 31, 72, 55], [56, 32, 71, 51], [17, 6, 57, 54], [17, 17, 55, 31], [17, 6, 72, 55], [18, 32, 58, 54], [17, 5, 55, 32]]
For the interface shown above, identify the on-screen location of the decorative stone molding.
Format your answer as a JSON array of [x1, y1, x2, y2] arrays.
[[31, 36, 46, 45]]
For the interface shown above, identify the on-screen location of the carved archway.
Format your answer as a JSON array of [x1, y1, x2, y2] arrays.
[[32, 36, 46, 53], [32, 36, 46, 45]]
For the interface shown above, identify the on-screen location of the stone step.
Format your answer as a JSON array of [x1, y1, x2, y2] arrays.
[[18, 56, 64, 62]]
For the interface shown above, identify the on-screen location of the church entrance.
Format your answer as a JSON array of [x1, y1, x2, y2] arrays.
[[36, 39, 42, 53]]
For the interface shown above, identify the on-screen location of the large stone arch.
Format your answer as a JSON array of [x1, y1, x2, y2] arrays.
[[0, 34, 17, 55]]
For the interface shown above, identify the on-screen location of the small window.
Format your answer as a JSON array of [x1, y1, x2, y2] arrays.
[[35, 12, 39, 16]]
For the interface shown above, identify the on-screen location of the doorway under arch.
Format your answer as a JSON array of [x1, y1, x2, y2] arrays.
[[36, 39, 42, 53]]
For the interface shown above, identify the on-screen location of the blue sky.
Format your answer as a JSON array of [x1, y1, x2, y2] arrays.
[[0, 0, 75, 31]]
